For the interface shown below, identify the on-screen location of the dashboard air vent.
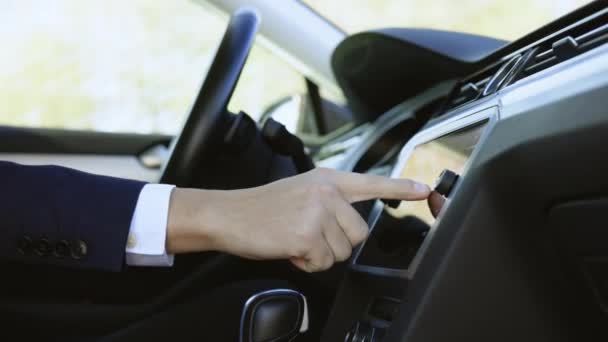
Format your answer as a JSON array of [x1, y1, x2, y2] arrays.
[[517, 9, 608, 80], [440, 8, 607, 117], [442, 55, 520, 111]]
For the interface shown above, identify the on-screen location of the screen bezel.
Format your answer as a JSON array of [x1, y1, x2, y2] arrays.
[[351, 106, 499, 279]]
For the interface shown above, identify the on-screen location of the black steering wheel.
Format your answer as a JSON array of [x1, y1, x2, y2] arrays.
[[160, 9, 259, 187]]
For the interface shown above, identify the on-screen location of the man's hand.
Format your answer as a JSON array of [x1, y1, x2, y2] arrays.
[[166, 168, 430, 272]]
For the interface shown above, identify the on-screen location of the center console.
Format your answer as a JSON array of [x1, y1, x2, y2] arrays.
[[320, 10, 608, 337], [321, 107, 497, 342], [353, 112, 491, 279]]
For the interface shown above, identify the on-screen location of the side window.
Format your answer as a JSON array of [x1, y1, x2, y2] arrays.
[[0, 1, 347, 139], [228, 42, 307, 121], [260, 78, 353, 141], [0, 1, 226, 134]]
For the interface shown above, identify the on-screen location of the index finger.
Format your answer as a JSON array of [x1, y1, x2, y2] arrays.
[[320, 169, 431, 203]]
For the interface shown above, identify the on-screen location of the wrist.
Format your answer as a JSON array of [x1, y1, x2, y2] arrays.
[[166, 187, 221, 254]]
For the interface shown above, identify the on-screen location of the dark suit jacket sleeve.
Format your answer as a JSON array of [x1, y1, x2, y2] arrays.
[[0, 161, 146, 272]]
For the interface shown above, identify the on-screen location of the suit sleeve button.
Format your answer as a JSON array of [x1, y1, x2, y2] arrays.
[[53, 240, 71, 258], [17, 235, 33, 254], [34, 238, 52, 256], [70, 239, 88, 260]]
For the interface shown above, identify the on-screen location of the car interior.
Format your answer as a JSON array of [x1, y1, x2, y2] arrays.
[[1, 0, 607, 341]]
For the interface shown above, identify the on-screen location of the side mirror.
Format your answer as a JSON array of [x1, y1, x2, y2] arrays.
[[259, 93, 355, 146]]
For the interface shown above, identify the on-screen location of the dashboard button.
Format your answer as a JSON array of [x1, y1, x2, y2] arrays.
[[34, 238, 52, 256], [70, 239, 88, 260], [17, 235, 33, 254], [434, 169, 459, 197]]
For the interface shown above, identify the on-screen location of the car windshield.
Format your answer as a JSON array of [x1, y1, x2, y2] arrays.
[[302, 0, 593, 40]]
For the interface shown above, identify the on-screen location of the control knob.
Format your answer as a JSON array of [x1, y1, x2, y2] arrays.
[[434, 169, 459, 197]]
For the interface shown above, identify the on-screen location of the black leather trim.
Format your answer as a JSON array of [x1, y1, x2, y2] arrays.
[[0, 126, 170, 155]]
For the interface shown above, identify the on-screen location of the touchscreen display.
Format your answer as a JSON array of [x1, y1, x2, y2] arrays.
[[355, 121, 488, 271], [386, 121, 488, 224]]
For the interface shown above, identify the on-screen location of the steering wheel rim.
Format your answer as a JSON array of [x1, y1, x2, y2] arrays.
[[160, 9, 260, 186]]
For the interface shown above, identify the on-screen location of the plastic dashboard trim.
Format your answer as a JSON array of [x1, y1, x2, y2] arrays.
[[345, 37, 608, 279], [351, 106, 499, 279]]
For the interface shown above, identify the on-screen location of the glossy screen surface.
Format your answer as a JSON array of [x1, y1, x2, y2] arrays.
[[355, 121, 489, 271], [386, 121, 488, 224]]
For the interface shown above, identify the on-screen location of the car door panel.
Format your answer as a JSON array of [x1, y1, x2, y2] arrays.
[[0, 126, 171, 182]]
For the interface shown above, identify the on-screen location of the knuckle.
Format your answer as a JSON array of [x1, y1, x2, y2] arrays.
[[295, 235, 313, 252], [308, 263, 322, 273], [297, 225, 320, 247], [336, 249, 352, 262], [302, 265, 314, 273], [314, 182, 338, 198], [312, 167, 332, 179], [322, 257, 334, 271], [310, 201, 326, 217], [290, 243, 308, 258], [352, 225, 369, 245], [306, 184, 338, 207], [309, 252, 333, 272]]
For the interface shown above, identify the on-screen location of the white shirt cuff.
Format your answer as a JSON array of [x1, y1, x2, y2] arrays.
[[125, 183, 176, 267]]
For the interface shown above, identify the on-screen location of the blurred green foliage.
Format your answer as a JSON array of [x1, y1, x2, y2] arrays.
[[0, 0, 591, 134], [0, 0, 305, 134]]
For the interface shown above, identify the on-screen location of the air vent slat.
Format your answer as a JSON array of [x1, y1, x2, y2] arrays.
[[437, 9, 607, 118], [441, 56, 517, 112], [518, 10, 607, 79], [576, 23, 608, 43], [525, 56, 558, 74], [535, 49, 553, 60], [475, 78, 491, 88], [579, 32, 608, 52]]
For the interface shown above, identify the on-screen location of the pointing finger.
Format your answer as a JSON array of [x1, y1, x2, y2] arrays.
[[318, 169, 430, 203]]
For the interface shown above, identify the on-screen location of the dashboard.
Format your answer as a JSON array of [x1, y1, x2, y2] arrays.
[[354, 111, 493, 278], [319, 6, 608, 342]]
